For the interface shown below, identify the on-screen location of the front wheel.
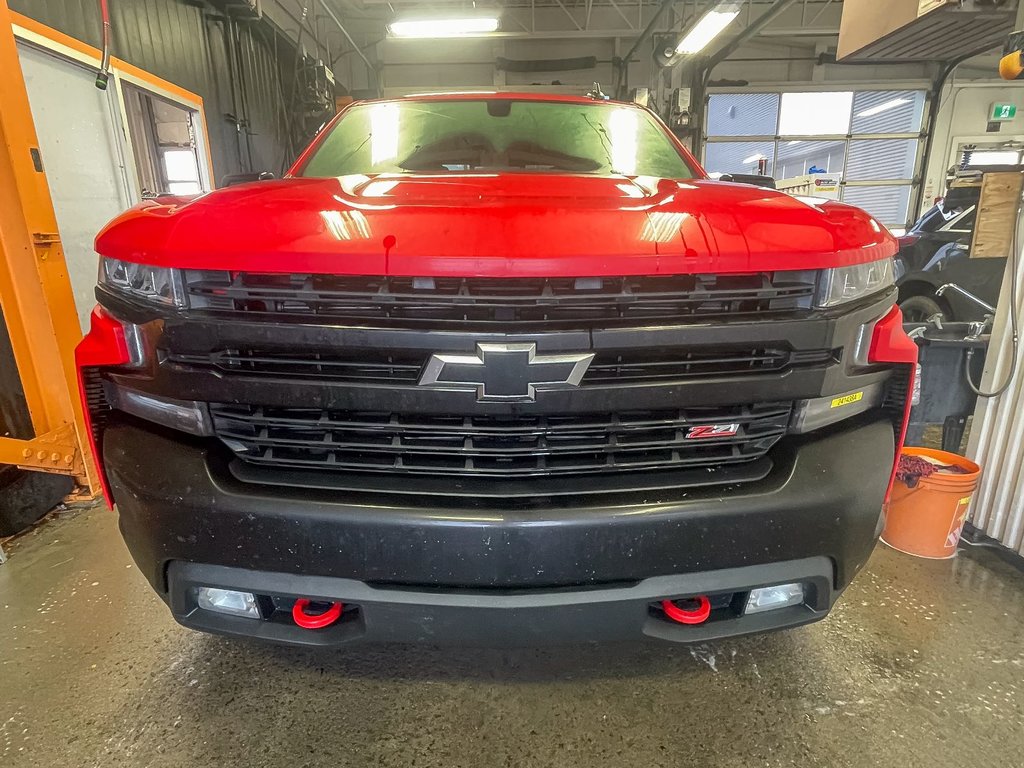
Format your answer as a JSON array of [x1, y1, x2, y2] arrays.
[[899, 294, 947, 323]]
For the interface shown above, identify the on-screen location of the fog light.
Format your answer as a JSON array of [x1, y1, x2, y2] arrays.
[[745, 583, 804, 614], [196, 587, 260, 619]]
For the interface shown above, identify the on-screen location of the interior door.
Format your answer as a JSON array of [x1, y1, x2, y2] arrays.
[[17, 42, 133, 333]]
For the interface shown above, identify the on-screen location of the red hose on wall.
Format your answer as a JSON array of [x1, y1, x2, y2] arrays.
[[96, 0, 111, 89]]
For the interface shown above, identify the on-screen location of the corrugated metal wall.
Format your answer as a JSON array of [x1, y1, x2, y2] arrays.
[[966, 219, 1024, 554], [11, 0, 301, 181]]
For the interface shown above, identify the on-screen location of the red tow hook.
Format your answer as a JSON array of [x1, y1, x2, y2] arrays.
[[661, 596, 711, 625], [292, 598, 344, 629]]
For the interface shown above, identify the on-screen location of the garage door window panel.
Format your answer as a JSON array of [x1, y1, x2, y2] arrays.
[[704, 140, 775, 177], [851, 91, 926, 134], [707, 93, 780, 137], [775, 140, 847, 179], [846, 139, 918, 182], [778, 92, 853, 137], [841, 185, 912, 228]]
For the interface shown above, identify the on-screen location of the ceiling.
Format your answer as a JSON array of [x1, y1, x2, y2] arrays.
[[266, 0, 846, 49]]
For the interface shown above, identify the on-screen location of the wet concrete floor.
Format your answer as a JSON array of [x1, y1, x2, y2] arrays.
[[2, 503, 1023, 767]]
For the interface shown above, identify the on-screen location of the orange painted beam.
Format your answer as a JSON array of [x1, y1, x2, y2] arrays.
[[0, 0, 90, 484]]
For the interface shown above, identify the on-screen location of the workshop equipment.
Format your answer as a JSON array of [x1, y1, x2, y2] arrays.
[[905, 320, 990, 452]]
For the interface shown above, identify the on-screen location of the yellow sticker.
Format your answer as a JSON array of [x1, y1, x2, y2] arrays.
[[959, 497, 973, 506], [830, 392, 864, 408]]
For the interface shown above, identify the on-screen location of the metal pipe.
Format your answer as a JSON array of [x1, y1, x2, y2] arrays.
[[682, 0, 798, 162], [614, 0, 675, 97], [914, 47, 994, 218], [619, 0, 676, 69], [318, 0, 380, 96], [95, 0, 112, 89], [937, 283, 998, 315]]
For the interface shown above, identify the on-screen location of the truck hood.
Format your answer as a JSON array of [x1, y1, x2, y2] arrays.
[[95, 174, 897, 276]]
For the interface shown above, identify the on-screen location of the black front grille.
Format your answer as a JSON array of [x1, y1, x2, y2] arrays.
[[81, 367, 111, 447], [882, 364, 914, 436], [167, 346, 834, 387], [184, 272, 816, 326], [210, 402, 792, 479]]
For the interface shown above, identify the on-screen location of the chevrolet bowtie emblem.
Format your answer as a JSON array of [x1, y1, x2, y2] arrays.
[[418, 342, 595, 402]]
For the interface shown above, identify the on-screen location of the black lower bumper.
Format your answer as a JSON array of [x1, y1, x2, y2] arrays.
[[168, 558, 834, 646], [106, 416, 893, 645]]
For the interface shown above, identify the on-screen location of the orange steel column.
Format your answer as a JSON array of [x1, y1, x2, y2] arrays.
[[0, 0, 93, 487]]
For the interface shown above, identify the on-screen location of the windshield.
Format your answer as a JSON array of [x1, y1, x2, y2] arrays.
[[298, 99, 697, 179]]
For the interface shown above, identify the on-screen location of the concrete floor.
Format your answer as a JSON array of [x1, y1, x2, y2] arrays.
[[2, 505, 1024, 768]]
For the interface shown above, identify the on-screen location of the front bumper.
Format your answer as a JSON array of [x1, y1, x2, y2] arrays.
[[107, 415, 893, 646], [168, 558, 834, 646]]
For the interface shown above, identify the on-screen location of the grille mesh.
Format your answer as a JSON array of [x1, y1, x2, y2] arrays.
[[166, 346, 833, 387], [184, 272, 815, 326], [210, 402, 793, 479]]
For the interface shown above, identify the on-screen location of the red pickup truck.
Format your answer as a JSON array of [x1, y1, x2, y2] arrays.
[[76, 93, 916, 646]]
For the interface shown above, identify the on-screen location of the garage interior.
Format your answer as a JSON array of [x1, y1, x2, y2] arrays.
[[2, 0, 1024, 765]]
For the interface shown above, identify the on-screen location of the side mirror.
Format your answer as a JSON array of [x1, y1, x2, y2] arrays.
[[220, 171, 276, 187], [719, 173, 777, 190]]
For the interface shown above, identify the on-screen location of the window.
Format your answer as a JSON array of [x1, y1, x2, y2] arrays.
[[704, 88, 927, 228], [841, 186, 912, 228], [706, 93, 779, 137], [778, 92, 853, 136], [939, 206, 977, 233], [775, 140, 846, 179], [965, 150, 1024, 166], [704, 140, 775, 177], [851, 91, 925, 134], [163, 149, 202, 195], [300, 99, 697, 179], [847, 139, 917, 181], [123, 83, 204, 197]]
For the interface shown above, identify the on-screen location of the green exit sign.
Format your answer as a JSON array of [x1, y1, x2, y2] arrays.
[[991, 103, 1017, 121]]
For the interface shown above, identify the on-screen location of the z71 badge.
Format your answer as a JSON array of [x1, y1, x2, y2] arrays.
[[685, 424, 741, 439]]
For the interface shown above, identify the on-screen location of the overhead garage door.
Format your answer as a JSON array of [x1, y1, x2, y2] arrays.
[[703, 88, 927, 231]]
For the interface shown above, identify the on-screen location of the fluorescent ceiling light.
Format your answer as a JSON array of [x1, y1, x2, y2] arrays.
[[742, 153, 766, 164], [856, 98, 910, 118], [389, 17, 499, 38], [675, 5, 742, 55]]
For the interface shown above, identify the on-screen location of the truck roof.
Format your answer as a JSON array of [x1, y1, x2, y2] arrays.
[[353, 91, 629, 106]]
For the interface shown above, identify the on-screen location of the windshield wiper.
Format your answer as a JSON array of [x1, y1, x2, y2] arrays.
[[583, 115, 615, 171], [329, 134, 372, 171]]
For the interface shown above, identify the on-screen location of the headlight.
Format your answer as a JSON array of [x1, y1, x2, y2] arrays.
[[98, 256, 185, 308], [816, 258, 895, 308]]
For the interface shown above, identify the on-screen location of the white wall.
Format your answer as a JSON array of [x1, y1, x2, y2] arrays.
[[921, 78, 1024, 211], [18, 42, 133, 333]]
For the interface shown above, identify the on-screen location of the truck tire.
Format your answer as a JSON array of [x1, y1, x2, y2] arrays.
[[899, 294, 947, 323], [0, 467, 74, 537]]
